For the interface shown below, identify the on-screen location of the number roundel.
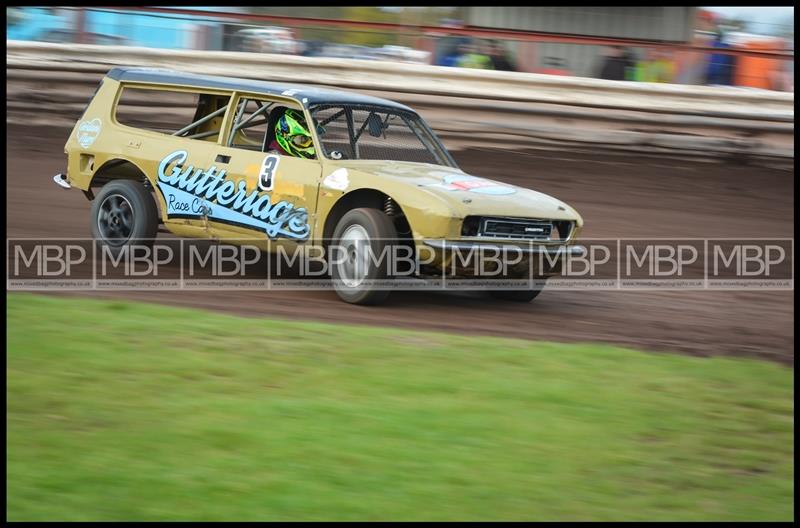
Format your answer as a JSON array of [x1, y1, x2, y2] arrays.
[[259, 154, 280, 191]]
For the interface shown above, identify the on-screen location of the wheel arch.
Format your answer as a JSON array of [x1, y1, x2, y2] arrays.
[[322, 188, 410, 240], [322, 188, 413, 246], [89, 158, 162, 220], [90, 158, 151, 189]]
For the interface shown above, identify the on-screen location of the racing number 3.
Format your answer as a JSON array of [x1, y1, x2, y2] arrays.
[[259, 154, 280, 192]]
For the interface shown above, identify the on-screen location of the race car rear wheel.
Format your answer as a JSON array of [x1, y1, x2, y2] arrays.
[[330, 208, 398, 305], [90, 180, 159, 256]]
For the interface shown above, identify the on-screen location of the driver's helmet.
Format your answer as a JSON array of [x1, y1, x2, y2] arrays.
[[275, 109, 315, 159]]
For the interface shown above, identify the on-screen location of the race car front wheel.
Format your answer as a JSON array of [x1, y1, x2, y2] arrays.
[[90, 179, 159, 257], [330, 208, 398, 305]]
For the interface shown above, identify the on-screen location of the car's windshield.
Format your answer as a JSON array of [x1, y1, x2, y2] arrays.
[[308, 104, 456, 167]]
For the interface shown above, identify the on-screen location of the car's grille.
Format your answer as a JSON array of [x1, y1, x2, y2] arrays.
[[481, 218, 552, 240], [462, 217, 574, 241]]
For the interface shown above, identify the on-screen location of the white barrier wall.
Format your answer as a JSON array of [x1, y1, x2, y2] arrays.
[[5, 41, 794, 165], [6, 40, 793, 122]]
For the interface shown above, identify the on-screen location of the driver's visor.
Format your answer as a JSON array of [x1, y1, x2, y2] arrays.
[[291, 134, 313, 148]]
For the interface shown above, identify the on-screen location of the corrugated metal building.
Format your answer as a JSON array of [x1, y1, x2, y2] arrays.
[[465, 7, 696, 76]]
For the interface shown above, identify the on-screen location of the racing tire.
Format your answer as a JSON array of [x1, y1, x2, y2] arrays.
[[90, 179, 159, 257], [330, 208, 398, 305]]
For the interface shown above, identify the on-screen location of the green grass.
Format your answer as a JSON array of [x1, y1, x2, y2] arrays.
[[6, 293, 794, 521]]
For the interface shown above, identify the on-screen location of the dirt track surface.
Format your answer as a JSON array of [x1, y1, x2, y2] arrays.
[[6, 125, 794, 364]]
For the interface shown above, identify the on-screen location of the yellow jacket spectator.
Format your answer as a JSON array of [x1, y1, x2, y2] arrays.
[[458, 52, 493, 69]]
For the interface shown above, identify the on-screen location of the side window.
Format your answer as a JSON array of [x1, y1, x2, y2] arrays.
[[308, 107, 353, 159], [227, 98, 274, 151], [115, 86, 230, 142], [227, 98, 316, 160]]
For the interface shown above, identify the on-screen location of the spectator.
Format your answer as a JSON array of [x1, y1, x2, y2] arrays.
[[621, 48, 637, 80], [441, 41, 469, 67], [706, 31, 736, 85], [634, 48, 675, 83], [457, 41, 493, 70], [488, 40, 516, 71], [598, 45, 633, 81]]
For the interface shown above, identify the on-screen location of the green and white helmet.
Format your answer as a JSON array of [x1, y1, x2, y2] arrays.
[[276, 109, 315, 159]]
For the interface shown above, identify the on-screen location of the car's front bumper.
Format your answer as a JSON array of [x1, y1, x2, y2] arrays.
[[422, 239, 585, 256]]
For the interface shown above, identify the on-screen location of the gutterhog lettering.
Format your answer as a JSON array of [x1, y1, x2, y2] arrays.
[[157, 150, 309, 240]]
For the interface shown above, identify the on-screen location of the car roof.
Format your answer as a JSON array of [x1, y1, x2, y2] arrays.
[[106, 67, 414, 113]]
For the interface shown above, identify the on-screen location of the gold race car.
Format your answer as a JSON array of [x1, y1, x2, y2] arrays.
[[55, 67, 583, 304]]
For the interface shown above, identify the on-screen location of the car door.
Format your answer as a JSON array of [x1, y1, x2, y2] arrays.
[[205, 94, 321, 250], [113, 85, 231, 239]]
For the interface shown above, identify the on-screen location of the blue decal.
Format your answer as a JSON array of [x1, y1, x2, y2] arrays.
[[157, 150, 310, 240]]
